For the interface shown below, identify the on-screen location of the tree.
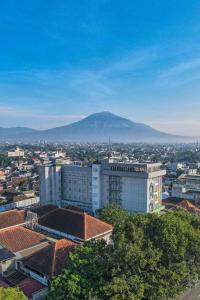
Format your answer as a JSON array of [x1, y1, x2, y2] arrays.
[[48, 207, 200, 300], [97, 203, 128, 227], [0, 288, 27, 300]]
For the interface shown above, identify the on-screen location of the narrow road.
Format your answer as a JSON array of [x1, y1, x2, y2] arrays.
[[178, 285, 200, 300]]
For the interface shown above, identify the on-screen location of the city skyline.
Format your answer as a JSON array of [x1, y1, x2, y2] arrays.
[[1, 1, 200, 135]]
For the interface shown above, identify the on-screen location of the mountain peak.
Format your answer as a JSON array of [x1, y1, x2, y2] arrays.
[[0, 111, 184, 142], [86, 111, 118, 119]]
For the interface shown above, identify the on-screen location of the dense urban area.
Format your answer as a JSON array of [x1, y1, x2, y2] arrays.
[[1, 142, 200, 299]]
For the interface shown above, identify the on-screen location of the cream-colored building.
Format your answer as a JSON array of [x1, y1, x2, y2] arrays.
[[7, 147, 24, 158]]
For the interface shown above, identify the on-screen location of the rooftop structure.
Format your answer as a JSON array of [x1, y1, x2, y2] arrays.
[[37, 207, 113, 242], [22, 239, 77, 278], [0, 209, 25, 229]]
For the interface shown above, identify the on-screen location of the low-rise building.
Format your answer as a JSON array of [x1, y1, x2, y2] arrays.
[[7, 147, 24, 158], [0, 209, 25, 229], [34, 206, 113, 243], [20, 239, 77, 285], [172, 174, 200, 202]]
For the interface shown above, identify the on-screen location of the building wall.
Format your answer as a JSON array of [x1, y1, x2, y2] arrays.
[[147, 177, 162, 212], [39, 165, 61, 206], [8, 147, 24, 157], [92, 164, 101, 211], [0, 258, 15, 277], [39, 161, 165, 213], [101, 161, 165, 213], [62, 165, 92, 209], [121, 177, 148, 212], [0, 197, 39, 212]]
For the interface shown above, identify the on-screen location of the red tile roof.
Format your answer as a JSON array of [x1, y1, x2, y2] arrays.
[[0, 209, 25, 229], [23, 239, 77, 278], [178, 200, 200, 214], [0, 226, 46, 252], [39, 208, 113, 240], [18, 278, 46, 298]]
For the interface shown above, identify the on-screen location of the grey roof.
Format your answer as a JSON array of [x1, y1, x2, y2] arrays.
[[0, 247, 15, 261]]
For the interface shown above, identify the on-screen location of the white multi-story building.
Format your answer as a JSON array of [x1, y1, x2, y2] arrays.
[[39, 159, 166, 213]]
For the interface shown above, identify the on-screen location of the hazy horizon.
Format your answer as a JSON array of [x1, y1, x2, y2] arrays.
[[1, 1, 200, 136]]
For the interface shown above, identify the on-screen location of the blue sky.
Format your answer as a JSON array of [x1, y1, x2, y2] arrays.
[[1, 0, 200, 135]]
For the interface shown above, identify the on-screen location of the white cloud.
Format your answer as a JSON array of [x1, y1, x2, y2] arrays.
[[157, 58, 200, 86]]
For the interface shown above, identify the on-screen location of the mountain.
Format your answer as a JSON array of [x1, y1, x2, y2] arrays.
[[0, 112, 192, 142], [0, 127, 37, 140]]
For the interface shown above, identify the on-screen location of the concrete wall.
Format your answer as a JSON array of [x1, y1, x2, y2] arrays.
[[121, 177, 148, 212]]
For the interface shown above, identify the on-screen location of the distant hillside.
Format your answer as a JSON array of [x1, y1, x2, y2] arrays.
[[0, 127, 37, 140], [0, 112, 193, 142]]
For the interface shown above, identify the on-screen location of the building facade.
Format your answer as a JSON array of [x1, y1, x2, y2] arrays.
[[39, 159, 166, 213], [172, 174, 200, 202], [7, 147, 24, 158], [39, 165, 61, 206], [62, 165, 92, 211]]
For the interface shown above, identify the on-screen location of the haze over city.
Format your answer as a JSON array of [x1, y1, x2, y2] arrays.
[[1, 1, 200, 135]]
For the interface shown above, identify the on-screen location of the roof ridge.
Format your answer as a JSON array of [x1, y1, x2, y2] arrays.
[[50, 239, 73, 277], [39, 207, 59, 221], [51, 242, 57, 277], [60, 207, 84, 216]]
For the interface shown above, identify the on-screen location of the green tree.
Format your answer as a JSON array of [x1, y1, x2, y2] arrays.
[[48, 206, 200, 300], [0, 288, 27, 300], [97, 203, 128, 227]]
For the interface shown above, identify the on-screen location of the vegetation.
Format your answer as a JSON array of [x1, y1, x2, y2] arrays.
[[0, 154, 12, 167], [0, 288, 27, 300], [48, 205, 200, 300]]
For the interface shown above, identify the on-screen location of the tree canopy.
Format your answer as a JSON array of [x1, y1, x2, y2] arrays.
[[0, 288, 27, 300], [48, 205, 200, 300]]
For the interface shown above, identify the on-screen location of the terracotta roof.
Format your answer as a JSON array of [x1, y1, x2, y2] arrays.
[[23, 239, 77, 278], [177, 200, 200, 214], [18, 278, 46, 298], [0, 209, 25, 229], [0, 226, 46, 252], [30, 205, 58, 217], [39, 208, 113, 240]]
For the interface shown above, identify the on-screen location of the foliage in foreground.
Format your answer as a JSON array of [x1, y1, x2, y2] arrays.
[[48, 205, 200, 300], [0, 288, 27, 300]]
